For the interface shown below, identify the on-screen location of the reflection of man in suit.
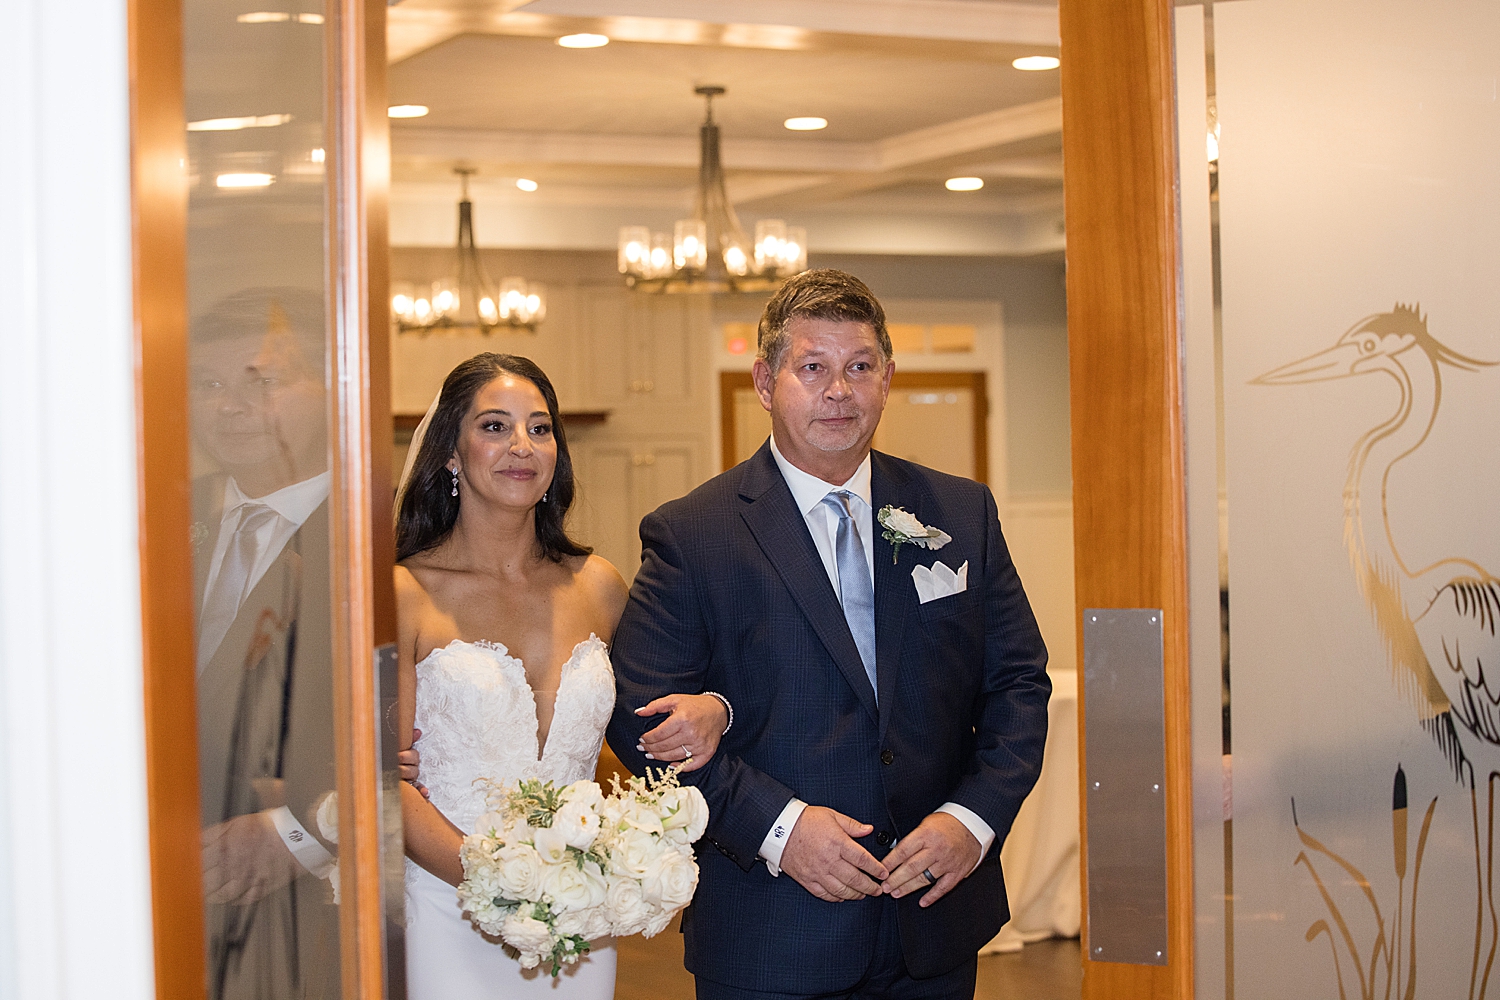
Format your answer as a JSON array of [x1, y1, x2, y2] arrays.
[[608, 270, 1050, 999], [192, 288, 339, 1000]]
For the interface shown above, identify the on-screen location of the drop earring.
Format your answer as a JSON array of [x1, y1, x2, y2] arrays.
[[540, 491, 549, 504], [450, 470, 459, 497]]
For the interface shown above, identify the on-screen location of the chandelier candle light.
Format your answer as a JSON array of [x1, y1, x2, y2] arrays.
[[391, 167, 546, 333], [618, 86, 807, 294]]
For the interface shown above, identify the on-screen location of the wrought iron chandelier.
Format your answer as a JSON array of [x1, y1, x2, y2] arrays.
[[618, 86, 807, 294], [391, 167, 546, 333]]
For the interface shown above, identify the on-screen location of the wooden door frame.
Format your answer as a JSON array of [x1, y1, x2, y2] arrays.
[[130, 0, 395, 995], [129, 0, 201, 994], [718, 370, 989, 482], [1060, 0, 1193, 998], [327, 0, 395, 995]]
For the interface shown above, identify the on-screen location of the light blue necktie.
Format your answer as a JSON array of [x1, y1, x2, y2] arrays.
[[821, 491, 878, 702]]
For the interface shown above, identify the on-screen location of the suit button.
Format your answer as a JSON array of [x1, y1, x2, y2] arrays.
[[880, 749, 894, 765], [876, 830, 893, 846]]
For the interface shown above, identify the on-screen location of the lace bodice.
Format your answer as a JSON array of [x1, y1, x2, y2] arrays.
[[411, 635, 615, 836]]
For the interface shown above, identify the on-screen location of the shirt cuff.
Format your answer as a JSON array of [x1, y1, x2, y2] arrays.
[[267, 805, 336, 879], [757, 798, 808, 876], [935, 802, 995, 875]]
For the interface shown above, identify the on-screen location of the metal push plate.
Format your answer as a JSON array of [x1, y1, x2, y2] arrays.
[[1083, 608, 1168, 965]]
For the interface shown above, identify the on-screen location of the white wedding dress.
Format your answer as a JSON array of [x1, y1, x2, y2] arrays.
[[405, 635, 618, 999]]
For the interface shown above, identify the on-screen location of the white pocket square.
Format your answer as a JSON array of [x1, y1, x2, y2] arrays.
[[911, 560, 969, 604]]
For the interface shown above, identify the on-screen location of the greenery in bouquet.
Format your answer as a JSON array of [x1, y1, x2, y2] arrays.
[[456, 769, 708, 976]]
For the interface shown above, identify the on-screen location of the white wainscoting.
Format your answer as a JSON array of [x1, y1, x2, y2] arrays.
[[1001, 495, 1077, 674]]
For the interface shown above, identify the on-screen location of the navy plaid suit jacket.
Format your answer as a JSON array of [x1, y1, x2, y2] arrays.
[[606, 443, 1050, 992]]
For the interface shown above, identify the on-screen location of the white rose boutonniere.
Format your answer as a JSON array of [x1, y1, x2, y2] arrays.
[[876, 505, 952, 563]]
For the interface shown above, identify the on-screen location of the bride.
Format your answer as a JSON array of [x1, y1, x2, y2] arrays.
[[394, 353, 727, 998]]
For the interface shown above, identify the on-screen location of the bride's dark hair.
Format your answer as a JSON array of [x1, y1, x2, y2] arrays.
[[396, 353, 591, 563]]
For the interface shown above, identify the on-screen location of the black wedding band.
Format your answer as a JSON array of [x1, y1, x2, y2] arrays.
[[921, 868, 937, 885]]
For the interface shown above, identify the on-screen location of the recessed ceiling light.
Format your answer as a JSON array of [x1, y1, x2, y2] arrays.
[[784, 117, 828, 131], [945, 177, 984, 191], [187, 113, 292, 131], [388, 105, 429, 119], [310, 147, 325, 163], [557, 33, 609, 48], [1012, 55, 1060, 71], [516, 178, 538, 192], [216, 172, 275, 189], [236, 11, 321, 23]]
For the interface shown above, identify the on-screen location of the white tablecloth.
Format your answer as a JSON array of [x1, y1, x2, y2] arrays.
[[981, 669, 1081, 953]]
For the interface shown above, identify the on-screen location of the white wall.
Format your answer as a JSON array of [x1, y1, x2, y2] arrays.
[[0, 0, 155, 997]]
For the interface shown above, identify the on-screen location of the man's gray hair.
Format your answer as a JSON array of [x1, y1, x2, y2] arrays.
[[756, 269, 892, 373]]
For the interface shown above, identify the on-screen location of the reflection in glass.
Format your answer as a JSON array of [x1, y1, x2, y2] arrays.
[[184, 1, 338, 996]]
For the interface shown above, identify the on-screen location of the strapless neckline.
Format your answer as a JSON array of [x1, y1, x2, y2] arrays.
[[418, 634, 603, 765], [404, 631, 617, 967]]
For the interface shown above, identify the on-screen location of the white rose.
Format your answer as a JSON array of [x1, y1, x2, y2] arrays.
[[604, 875, 650, 937], [555, 903, 612, 942], [561, 780, 604, 811], [554, 798, 602, 851], [657, 787, 709, 845], [314, 792, 339, 843], [882, 507, 926, 537], [598, 795, 626, 830], [493, 842, 545, 901], [532, 824, 571, 865], [642, 907, 674, 938], [641, 847, 698, 909], [542, 859, 608, 913], [501, 909, 555, 959], [608, 826, 662, 879]]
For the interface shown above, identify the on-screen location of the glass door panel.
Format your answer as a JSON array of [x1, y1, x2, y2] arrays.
[[183, 2, 343, 996], [1177, 1, 1500, 995]]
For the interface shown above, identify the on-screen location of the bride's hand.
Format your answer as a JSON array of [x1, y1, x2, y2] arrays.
[[635, 693, 729, 773]]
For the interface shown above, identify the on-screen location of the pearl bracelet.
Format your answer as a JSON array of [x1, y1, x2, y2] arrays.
[[703, 690, 734, 735]]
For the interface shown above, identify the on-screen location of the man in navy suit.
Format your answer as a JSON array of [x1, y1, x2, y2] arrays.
[[607, 269, 1050, 999]]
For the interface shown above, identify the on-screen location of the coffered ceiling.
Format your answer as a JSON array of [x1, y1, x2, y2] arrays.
[[387, 0, 1064, 255]]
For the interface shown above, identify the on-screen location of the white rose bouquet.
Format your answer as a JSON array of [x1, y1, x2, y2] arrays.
[[456, 769, 708, 976]]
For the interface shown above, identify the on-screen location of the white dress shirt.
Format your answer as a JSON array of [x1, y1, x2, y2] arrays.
[[758, 438, 995, 876], [199, 472, 334, 876], [198, 471, 331, 672]]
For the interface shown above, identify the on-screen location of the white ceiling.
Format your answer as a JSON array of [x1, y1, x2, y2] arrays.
[[387, 0, 1064, 255]]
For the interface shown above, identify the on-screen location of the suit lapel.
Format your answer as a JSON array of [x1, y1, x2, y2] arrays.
[[737, 444, 880, 725], [870, 452, 917, 739]]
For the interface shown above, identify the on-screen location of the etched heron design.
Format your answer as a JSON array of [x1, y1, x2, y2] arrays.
[[1255, 304, 1500, 997]]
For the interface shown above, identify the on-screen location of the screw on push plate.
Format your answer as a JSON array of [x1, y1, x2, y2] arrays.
[[1153, 784, 1160, 792]]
